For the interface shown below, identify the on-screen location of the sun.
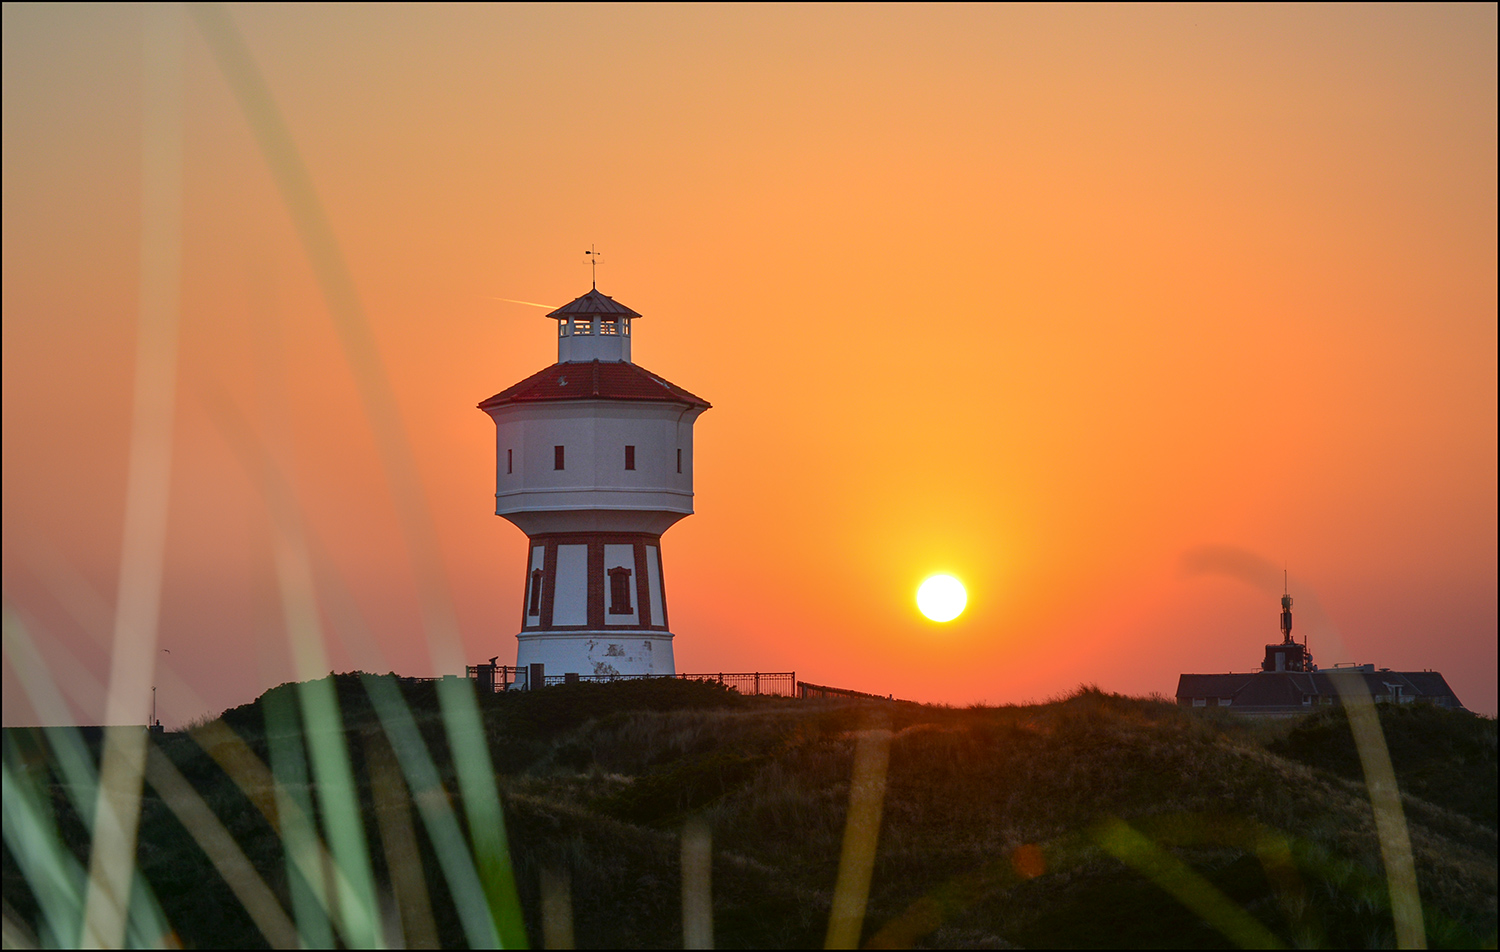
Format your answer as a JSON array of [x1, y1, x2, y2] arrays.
[[917, 575, 967, 622]]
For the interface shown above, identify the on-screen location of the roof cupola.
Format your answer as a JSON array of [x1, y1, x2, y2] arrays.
[[549, 289, 641, 363]]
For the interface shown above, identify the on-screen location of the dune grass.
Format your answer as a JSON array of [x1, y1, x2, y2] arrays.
[[3, 677, 1495, 949]]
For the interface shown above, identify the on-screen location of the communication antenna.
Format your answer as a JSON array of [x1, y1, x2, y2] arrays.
[[1280, 570, 1294, 646], [584, 244, 601, 289]]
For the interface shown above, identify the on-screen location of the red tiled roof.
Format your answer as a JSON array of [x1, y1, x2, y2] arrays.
[[478, 360, 711, 411], [546, 289, 642, 319]]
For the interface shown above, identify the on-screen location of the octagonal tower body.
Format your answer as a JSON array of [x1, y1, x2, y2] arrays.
[[479, 289, 710, 678]]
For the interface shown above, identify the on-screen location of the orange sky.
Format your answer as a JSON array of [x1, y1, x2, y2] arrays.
[[4, 3, 1496, 724]]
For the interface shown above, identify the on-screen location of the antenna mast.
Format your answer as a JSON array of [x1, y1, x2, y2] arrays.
[[1280, 571, 1293, 645]]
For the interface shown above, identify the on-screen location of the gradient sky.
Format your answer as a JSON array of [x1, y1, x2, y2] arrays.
[[4, 3, 1496, 725]]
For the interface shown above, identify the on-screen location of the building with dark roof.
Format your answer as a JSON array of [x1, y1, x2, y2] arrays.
[[1175, 580, 1464, 715], [1176, 666, 1464, 716]]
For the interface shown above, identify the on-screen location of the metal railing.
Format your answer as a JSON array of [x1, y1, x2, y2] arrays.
[[796, 681, 912, 703], [461, 666, 796, 696], [461, 667, 902, 702], [541, 671, 796, 697]]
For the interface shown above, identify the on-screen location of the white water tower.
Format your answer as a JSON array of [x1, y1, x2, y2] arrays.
[[479, 288, 710, 679]]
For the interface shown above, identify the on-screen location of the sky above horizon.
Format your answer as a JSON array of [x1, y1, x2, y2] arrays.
[[4, 3, 1496, 724]]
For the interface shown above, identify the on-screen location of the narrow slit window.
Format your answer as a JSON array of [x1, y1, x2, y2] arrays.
[[554, 446, 565, 470], [527, 569, 543, 616], [608, 567, 634, 614], [676, 448, 682, 474], [625, 445, 635, 470], [507, 448, 513, 474]]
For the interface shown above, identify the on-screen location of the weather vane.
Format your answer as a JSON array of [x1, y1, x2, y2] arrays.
[[585, 244, 601, 290]]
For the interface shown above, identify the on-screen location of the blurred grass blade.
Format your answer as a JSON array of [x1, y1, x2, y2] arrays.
[[1328, 670, 1426, 949], [12, 538, 215, 736], [189, 718, 291, 841], [142, 741, 299, 948], [1093, 817, 1283, 949], [203, 384, 517, 946], [824, 722, 891, 950], [437, 677, 529, 947], [363, 675, 501, 948], [3, 606, 173, 947], [247, 363, 383, 946], [540, 865, 575, 950], [203, 345, 384, 945], [1, 606, 93, 948], [364, 729, 440, 949], [681, 815, 713, 950], [188, 0, 468, 674], [297, 679, 384, 947], [189, 716, 363, 946], [192, 9, 527, 942], [2, 746, 85, 947], [2, 899, 39, 950], [85, 3, 184, 945], [2, 603, 99, 829], [262, 686, 338, 948]]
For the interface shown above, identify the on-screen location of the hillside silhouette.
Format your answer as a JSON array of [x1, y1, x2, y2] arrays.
[[3, 676, 1495, 948]]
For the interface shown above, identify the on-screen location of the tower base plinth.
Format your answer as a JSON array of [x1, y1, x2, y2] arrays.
[[516, 631, 675, 678]]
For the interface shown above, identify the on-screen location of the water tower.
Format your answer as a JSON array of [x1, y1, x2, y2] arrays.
[[479, 287, 710, 680]]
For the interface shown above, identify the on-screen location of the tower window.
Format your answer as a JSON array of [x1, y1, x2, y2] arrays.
[[507, 449, 513, 474], [527, 569, 543, 616], [676, 448, 682, 474], [625, 445, 635, 470], [554, 446, 565, 470], [608, 566, 634, 614]]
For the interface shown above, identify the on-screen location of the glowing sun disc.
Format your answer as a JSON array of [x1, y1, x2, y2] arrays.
[[917, 575, 967, 622]]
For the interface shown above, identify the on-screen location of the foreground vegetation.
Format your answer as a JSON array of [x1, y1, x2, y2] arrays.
[[4, 676, 1496, 948]]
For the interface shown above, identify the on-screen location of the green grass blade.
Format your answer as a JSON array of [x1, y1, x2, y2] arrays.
[[296, 677, 384, 947], [142, 741, 299, 948], [1093, 817, 1284, 950], [263, 687, 336, 948], [437, 676, 529, 948], [2, 750, 84, 947], [363, 674, 502, 948]]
